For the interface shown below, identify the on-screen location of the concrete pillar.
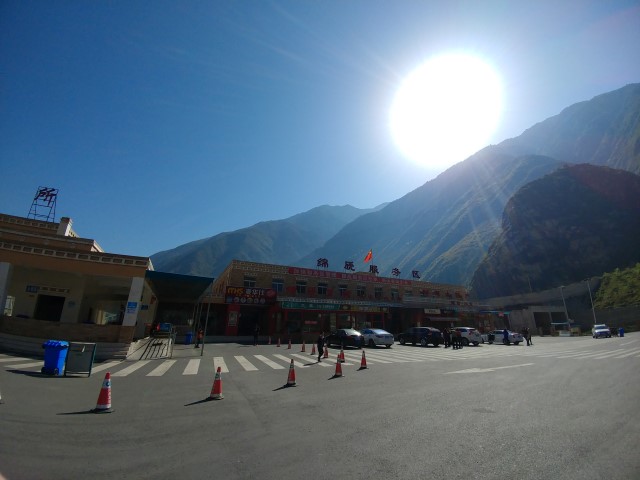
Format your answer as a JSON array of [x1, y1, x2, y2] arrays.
[[122, 277, 145, 327], [0, 262, 12, 314], [56, 217, 73, 236]]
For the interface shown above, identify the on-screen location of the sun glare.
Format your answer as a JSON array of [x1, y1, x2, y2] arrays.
[[389, 53, 503, 170]]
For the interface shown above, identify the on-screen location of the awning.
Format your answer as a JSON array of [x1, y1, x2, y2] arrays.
[[145, 271, 214, 303]]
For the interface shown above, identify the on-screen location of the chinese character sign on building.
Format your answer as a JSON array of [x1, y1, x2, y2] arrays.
[[225, 286, 277, 305]]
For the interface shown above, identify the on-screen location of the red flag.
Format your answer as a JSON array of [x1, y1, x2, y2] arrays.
[[363, 249, 373, 263]]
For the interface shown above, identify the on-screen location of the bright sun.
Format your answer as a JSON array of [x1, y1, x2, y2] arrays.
[[390, 53, 503, 170]]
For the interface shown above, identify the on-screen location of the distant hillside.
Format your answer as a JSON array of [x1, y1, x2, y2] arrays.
[[470, 164, 640, 298], [151, 204, 384, 276]]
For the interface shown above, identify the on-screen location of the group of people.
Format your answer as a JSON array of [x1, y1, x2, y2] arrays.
[[442, 328, 464, 349]]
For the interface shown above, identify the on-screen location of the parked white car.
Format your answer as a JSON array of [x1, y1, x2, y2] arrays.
[[360, 328, 394, 348], [451, 327, 482, 346], [484, 330, 524, 345]]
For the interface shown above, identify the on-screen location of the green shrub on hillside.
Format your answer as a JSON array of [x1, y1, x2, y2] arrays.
[[594, 263, 640, 308]]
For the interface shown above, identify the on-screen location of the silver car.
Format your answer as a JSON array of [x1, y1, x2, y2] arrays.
[[486, 330, 524, 345], [360, 328, 394, 348], [592, 324, 612, 338]]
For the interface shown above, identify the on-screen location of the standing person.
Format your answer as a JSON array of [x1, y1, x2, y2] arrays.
[[502, 328, 509, 345], [195, 328, 203, 349], [523, 327, 530, 346], [443, 328, 451, 348], [316, 332, 325, 362], [253, 323, 260, 346], [528, 328, 533, 346]]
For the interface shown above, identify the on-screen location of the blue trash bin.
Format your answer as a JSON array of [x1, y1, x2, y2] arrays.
[[185, 331, 194, 345], [619, 327, 624, 337], [42, 340, 69, 376]]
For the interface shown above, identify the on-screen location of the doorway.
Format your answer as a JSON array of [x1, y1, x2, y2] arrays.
[[34, 294, 65, 321]]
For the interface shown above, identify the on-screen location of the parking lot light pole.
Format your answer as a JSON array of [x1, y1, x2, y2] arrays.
[[560, 285, 569, 324], [586, 278, 597, 325]]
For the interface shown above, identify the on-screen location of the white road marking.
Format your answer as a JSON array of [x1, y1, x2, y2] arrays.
[[91, 360, 122, 373], [5, 361, 42, 369], [146, 360, 176, 376], [235, 355, 258, 371], [112, 360, 151, 376], [291, 353, 331, 367], [254, 355, 286, 369], [0, 356, 31, 363], [183, 359, 200, 375], [213, 357, 228, 373], [444, 363, 535, 374], [273, 354, 309, 368]]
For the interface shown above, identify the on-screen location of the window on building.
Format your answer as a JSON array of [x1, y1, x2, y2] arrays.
[[391, 289, 399, 300], [296, 280, 307, 294], [338, 284, 348, 297], [357, 285, 366, 298], [244, 275, 256, 288], [272, 278, 284, 292], [374, 287, 383, 299], [317, 282, 328, 295], [3, 295, 15, 316]]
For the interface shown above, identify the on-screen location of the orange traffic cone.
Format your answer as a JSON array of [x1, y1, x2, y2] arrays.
[[277, 337, 281, 347], [301, 341, 306, 352], [359, 350, 368, 370], [93, 372, 113, 413], [287, 339, 292, 349], [310, 343, 316, 356], [208, 366, 224, 400], [323, 345, 329, 359], [333, 359, 343, 378], [286, 359, 296, 387], [338, 347, 345, 363]]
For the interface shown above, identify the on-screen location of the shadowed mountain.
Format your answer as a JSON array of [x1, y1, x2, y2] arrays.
[[470, 164, 640, 298]]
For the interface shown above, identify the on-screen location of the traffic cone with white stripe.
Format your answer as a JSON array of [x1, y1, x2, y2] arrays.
[[286, 359, 296, 387], [323, 345, 329, 359], [333, 359, 343, 378], [277, 338, 281, 347], [287, 339, 292, 349], [301, 341, 306, 352], [208, 366, 224, 400], [359, 350, 368, 370], [338, 347, 345, 363], [268, 336, 271, 345], [311, 343, 316, 356], [92, 372, 113, 413]]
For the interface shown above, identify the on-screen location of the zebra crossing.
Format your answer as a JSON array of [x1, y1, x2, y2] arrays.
[[2, 340, 639, 378]]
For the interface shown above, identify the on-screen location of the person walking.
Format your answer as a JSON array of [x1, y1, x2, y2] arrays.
[[316, 332, 325, 362], [195, 329, 203, 348], [253, 323, 260, 346], [523, 327, 530, 346], [443, 328, 451, 348], [502, 328, 509, 345]]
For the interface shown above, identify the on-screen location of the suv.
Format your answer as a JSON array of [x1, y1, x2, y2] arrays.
[[397, 327, 442, 347], [451, 327, 481, 346], [592, 324, 611, 338]]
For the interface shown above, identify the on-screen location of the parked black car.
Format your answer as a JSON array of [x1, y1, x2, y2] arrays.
[[397, 327, 442, 347], [325, 328, 362, 349]]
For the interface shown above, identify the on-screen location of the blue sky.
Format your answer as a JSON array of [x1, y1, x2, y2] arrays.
[[1, 1, 639, 257]]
